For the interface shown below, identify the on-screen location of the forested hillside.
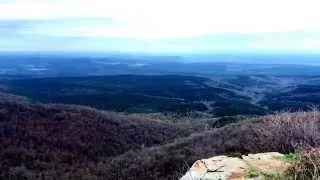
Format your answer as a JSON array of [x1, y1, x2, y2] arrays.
[[3, 75, 320, 118], [0, 93, 193, 179], [0, 92, 319, 179]]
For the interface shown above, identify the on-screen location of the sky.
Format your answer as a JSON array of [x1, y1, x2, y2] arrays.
[[1, 0, 320, 53]]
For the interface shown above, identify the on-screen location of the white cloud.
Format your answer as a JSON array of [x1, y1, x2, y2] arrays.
[[1, 0, 320, 52], [1, 0, 320, 39]]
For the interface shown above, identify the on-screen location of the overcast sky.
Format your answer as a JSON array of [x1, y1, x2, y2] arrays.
[[1, 0, 320, 53]]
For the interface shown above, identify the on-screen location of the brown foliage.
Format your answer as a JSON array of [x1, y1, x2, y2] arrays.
[[103, 110, 320, 179], [288, 148, 320, 180], [0, 96, 193, 180], [1, 92, 320, 179]]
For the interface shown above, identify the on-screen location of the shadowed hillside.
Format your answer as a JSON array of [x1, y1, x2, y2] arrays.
[[4, 75, 320, 118], [0, 93, 193, 179], [0, 75, 267, 116]]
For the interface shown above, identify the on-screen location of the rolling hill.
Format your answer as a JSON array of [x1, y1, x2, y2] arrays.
[[0, 92, 319, 179], [2, 75, 320, 118], [0, 93, 194, 179]]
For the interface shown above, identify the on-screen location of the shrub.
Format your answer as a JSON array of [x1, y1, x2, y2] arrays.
[[288, 148, 320, 180]]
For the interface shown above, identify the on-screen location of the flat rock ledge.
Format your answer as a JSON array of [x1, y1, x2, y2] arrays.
[[180, 152, 292, 180]]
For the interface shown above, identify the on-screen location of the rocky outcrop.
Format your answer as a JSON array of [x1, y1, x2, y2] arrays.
[[180, 152, 292, 180]]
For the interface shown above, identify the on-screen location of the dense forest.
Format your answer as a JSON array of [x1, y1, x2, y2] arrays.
[[1, 73, 320, 179], [2, 75, 320, 117], [0, 92, 319, 179]]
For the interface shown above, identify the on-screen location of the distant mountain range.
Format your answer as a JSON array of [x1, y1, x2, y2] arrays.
[[1, 53, 320, 77]]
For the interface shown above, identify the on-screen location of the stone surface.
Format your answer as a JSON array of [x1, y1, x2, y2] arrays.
[[180, 152, 292, 180], [242, 152, 291, 175], [180, 155, 248, 180]]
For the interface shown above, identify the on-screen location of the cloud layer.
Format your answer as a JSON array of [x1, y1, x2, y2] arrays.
[[1, 0, 320, 53]]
